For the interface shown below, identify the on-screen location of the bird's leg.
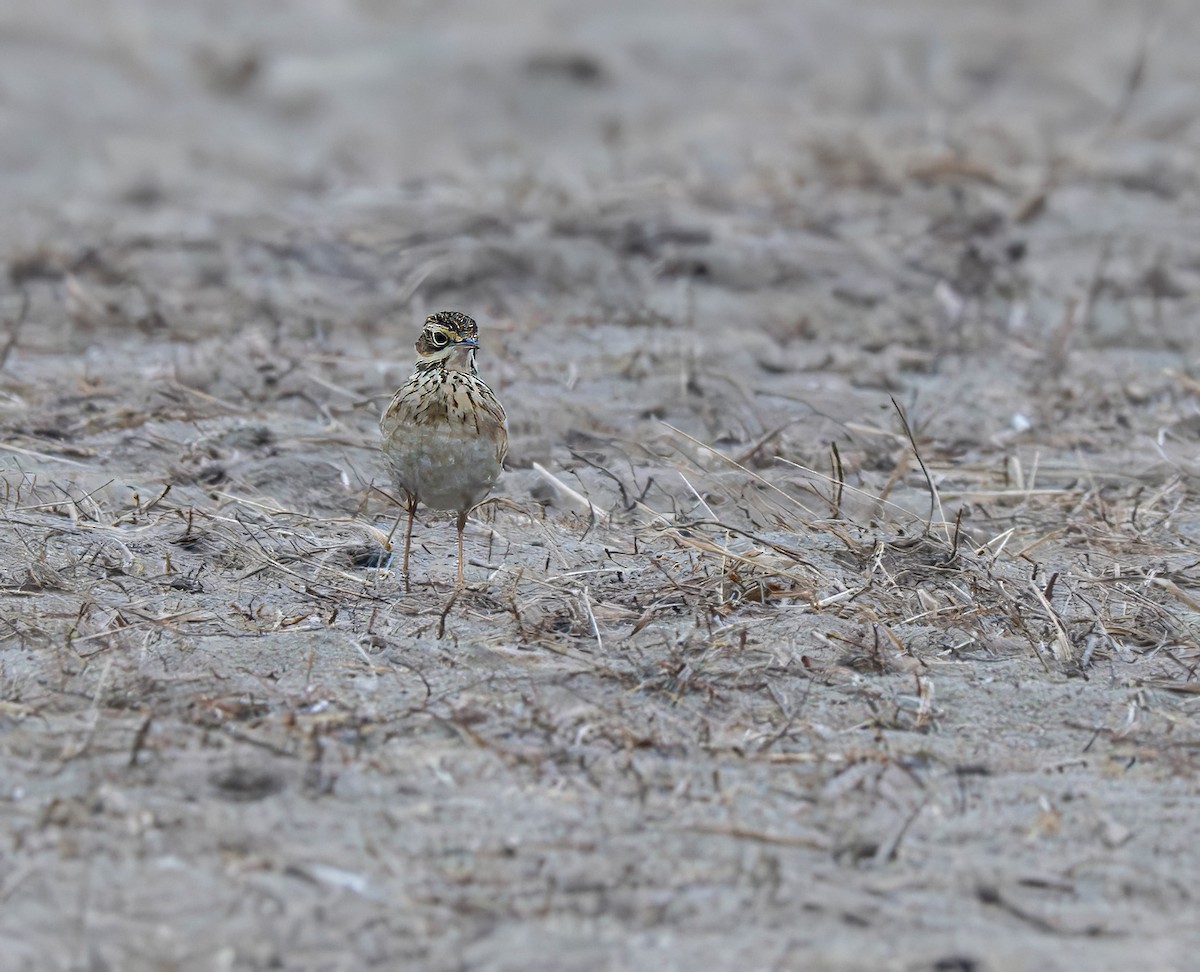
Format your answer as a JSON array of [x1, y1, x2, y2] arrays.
[[455, 509, 469, 588], [401, 495, 418, 593]]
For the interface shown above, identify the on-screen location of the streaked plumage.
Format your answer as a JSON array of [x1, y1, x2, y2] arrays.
[[380, 311, 507, 589]]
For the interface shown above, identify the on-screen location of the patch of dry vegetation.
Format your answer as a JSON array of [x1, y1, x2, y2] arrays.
[[5, 0, 1200, 962]]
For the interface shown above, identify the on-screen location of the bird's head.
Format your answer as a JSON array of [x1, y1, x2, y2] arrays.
[[415, 310, 480, 372]]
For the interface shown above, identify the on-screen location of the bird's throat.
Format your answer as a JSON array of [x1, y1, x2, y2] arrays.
[[416, 346, 477, 375]]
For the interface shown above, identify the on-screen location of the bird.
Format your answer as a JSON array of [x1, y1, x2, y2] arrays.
[[380, 311, 508, 591]]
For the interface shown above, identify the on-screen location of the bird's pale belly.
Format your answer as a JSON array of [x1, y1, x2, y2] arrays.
[[386, 423, 502, 512]]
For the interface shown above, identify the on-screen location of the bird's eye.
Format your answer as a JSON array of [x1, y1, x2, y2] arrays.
[[430, 331, 449, 348]]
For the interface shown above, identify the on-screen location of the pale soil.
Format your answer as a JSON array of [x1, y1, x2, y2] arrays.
[[3, 1, 1200, 970]]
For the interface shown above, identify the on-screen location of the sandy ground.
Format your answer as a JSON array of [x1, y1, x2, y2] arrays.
[[3, 1, 1200, 969]]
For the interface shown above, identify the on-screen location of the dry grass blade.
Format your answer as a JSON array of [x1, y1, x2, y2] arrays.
[[0, 289, 30, 369], [533, 461, 611, 522], [890, 396, 944, 538]]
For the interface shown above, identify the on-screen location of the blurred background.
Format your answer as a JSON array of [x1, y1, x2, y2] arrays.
[[4, 0, 1197, 472], [5, 0, 1198, 219]]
